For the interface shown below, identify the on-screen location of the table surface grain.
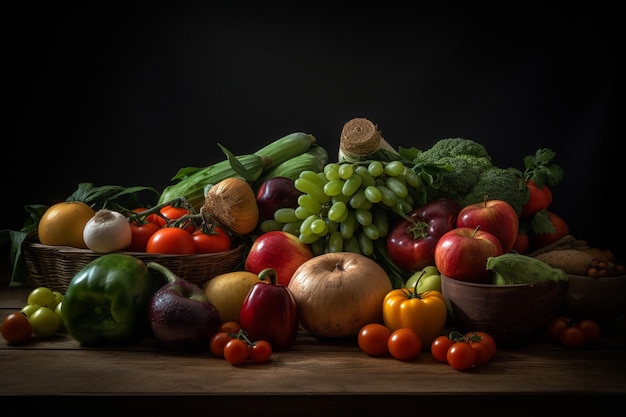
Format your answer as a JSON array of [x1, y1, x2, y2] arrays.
[[2, 283, 625, 415]]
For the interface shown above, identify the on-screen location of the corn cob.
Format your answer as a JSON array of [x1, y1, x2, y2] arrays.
[[253, 144, 329, 189], [254, 132, 317, 172], [158, 153, 271, 211]]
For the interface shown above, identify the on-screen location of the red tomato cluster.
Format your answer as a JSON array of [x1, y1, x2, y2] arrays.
[[209, 321, 273, 365], [545, 316, 601, 349], [518, 180, 569, 253], [127, 206, 232, 254], [431, 331, 497, 371], [358, 323, 422, 361]]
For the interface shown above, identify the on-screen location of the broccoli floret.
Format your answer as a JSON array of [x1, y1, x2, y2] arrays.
[[419, 137, 492, 160], [411, 138, 529, 215], [413, 138, 493, 201], [461, 167, 529, 216]]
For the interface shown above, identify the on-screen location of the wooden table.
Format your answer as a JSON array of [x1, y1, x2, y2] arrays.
[[2, 283, 625, 416]]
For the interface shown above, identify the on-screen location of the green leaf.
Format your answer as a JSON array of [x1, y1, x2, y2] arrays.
[[171, 166, 203, 181], [530, 209, 557, 234], [217, 143, 255, 182], [65, 182, 160, 212]]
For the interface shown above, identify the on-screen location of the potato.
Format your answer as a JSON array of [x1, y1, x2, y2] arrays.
[[533, 249, 595, 276]]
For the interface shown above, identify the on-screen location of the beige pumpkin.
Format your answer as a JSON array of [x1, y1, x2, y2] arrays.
[[287, 252, 392, 338]]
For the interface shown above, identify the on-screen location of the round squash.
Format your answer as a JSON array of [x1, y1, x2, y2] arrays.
[[287, 252, 392, 338]]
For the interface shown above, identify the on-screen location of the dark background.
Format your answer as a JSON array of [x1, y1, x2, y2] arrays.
[[3, 2, 624, 260]]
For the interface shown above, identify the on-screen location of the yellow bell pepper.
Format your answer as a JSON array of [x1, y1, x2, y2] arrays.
[[382, 288, 448, 348]]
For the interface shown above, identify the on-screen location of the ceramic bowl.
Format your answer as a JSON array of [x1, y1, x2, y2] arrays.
[[562, 274, 626, 323], [440, 275, 568, 346]]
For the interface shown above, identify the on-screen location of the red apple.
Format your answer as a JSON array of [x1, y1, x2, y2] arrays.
[[245, 231, 314, 286], [255, 176, 303, 220], [456, 199, 519, 253], [434, 227, 503, 284]]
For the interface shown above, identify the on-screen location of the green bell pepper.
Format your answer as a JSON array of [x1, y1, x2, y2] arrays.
[[61, 253, 161, 347]]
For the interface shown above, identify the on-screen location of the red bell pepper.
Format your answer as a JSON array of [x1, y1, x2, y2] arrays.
[[239, 268, 299, 350]]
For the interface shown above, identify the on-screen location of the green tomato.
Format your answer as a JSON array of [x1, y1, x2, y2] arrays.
[[27, 287, 58, 309], [54, 302, 65, 332], [416, 273, 442, 293], [404, 265, 441, 290], [20, 304, 40, 318], [53, 291, 64, 305], [29, 306, 60, 338], [421, 265, 439, 276]]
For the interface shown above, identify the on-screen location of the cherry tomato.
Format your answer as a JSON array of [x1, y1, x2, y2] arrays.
[[469, 341, 491, 366], [192, 227, 232, 254], [520, 180, 552, 219], [146, 227, 196, 254], [387, 328, 422, 361], [447, 342, 476, 371], [576, 319, 601, 345], [511, 228, 529, 254], [218, 321, 241, 335], [249, 340, 273, 364], [560, 326, 585, 349], [358, 323, 391, 357], [1, 312, 33, 345], [157, 206, 196, 232], [546, 315, 571, 342], [223, 338, 250, 365], [465, 331, 497, 359], [132, 207, 161, 226], [127, 221, 160, 252], [209, 332, 234, 358], [530, 211, 569, 250], [431, 335, 454, 363]]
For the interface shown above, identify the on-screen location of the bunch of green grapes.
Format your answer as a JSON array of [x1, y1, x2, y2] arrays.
[[260, 160, 423, 256]]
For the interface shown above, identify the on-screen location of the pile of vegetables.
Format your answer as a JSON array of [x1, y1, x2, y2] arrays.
[[2, 116, 623, 360]]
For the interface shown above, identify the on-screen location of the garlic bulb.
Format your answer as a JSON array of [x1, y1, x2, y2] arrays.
[[83, 209, 132, 253]]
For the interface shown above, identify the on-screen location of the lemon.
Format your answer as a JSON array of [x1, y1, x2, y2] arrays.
[[38, 201, 95, 248]]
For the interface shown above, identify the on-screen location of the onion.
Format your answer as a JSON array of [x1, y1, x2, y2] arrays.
[[287, 252, 393, 338], [83, 209, 132, 253], [202, 177, 259, 236]]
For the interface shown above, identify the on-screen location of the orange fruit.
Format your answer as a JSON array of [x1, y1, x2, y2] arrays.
[[37, 201, 95, 248]]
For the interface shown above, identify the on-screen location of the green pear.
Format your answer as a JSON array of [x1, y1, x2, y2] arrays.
[[404, 266, 442, 293]]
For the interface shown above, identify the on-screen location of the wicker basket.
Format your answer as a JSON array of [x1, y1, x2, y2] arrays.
[[23, 240, 247, 293]]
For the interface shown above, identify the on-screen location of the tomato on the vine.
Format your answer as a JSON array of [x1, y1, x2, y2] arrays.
[[127, 221, 160, 252], [431, 335, 454, 363], [560, 326, 586, 349], [529, 211, 569, 249], [358, 323, 391, 357], [146, 227, 196, 254], [546, 316, 601, 348], [209, 332, 234, 358], [520, 180, 552, 219], [432, 331, 496, 369], [218, 321, 241, 334], [132, 207, 161, 226], [576, 319, 601, 345], [387, 328, 422, 361], [249, 340, 273, 364], [446, 342, 476, 371], [223, 338, 250, 365], [192, 227, 232, 254], [157, 205, 196, 232], [465, 331, 497, 359], [546, 315, 571, 342]]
